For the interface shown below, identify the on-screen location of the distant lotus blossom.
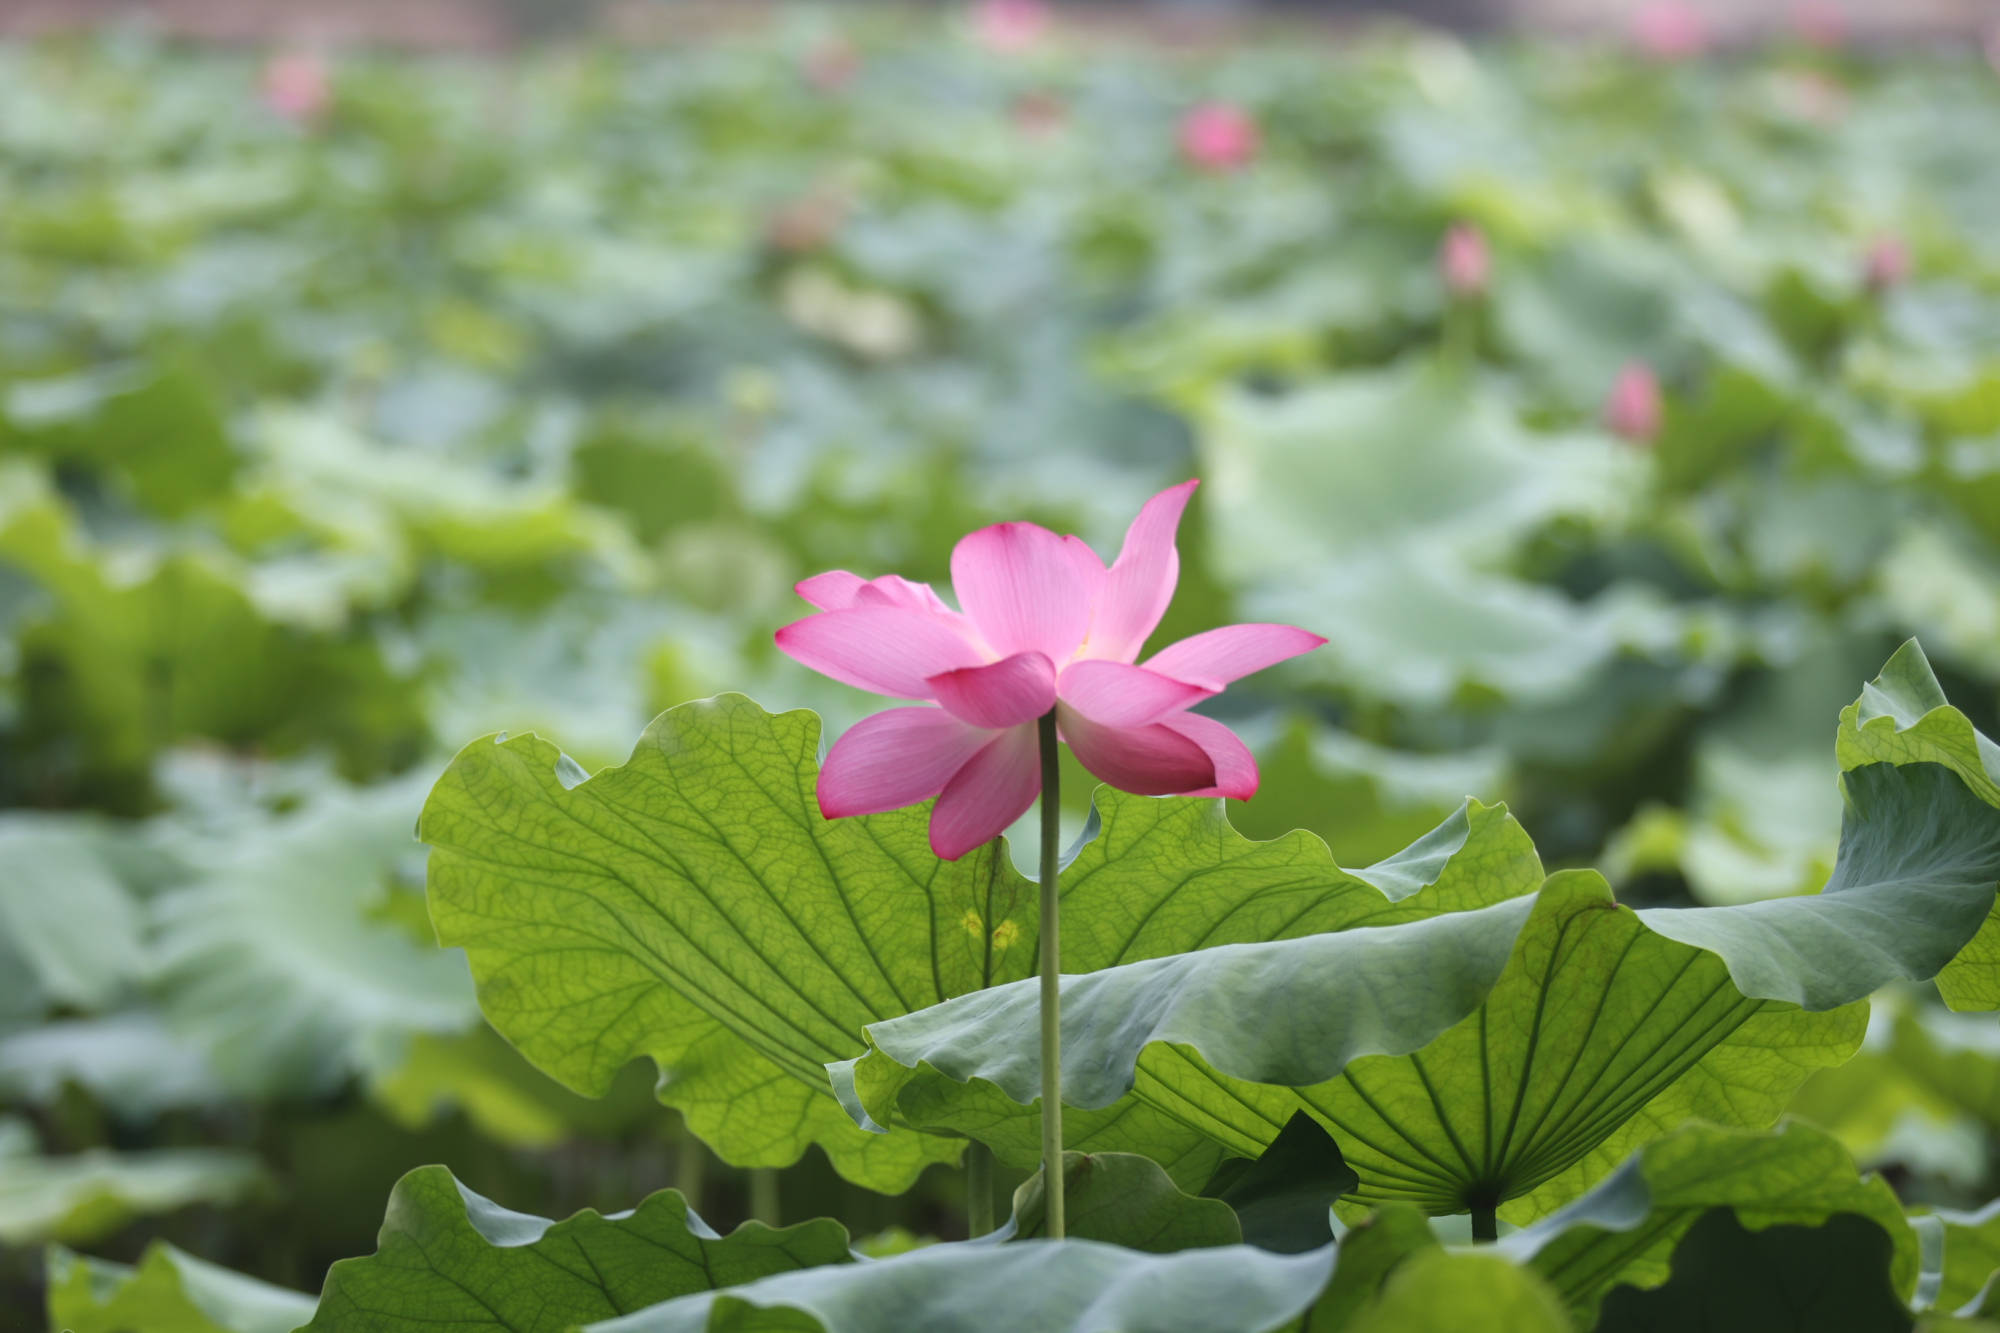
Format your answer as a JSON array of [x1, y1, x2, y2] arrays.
[[1773, 69, 1848, 126], [1439, 222, 1491, 298], [1605, 362, 1664, 443], [1789, 0, 1846, 48], [1863, 234, 1910, 292], [260, 51, 331, 123], [777, 481, 1324, 859], [1179, 103, 1259, 172], [802, 35, 861, 93], [1632, 0, 1709, 60], [974, 0, 1050, 53], [1012, 90, 1068, 137]]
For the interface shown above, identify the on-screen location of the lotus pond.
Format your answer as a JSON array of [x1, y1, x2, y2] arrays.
[[8, 10, 2000, 1331]]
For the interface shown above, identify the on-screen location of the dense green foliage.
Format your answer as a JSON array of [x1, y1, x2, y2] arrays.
[[9, 10, 2000, 1331]]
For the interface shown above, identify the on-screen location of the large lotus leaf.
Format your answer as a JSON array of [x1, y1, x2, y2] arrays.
[[420, 695, 1535, 1191], [845, 761, 1998, 1223], [1888, 1005, 2000, 1130], [584, 1238, 1337, 1333], [1200, 358, 1637, 579], [0, 1117, 263, 1246], [0, 1013, 225, 1119], [304, 1166, 853, 1333], [1593, 1209, 1913, 1333], [1010, 1151, 1241, 1251], [1302, 1204, 1439, 1330], [148, 772, 479, 1098], [1497, 1121, 1917, 1325], [1202, 1113, 1358, 1254], [1256, 551, 1688, 708], [46, 1240, 316, 1333], [1331, 1248, 1571, 1333], [1835, 640, 2000, 1010], [0, 466, 421, 798], [1915, 1200, 2000, 1315], [0, 813, 143, 1011], [420, 696, 1033, 1190], [0, 360, 237, 517], [838, 891, 1538, 1172]]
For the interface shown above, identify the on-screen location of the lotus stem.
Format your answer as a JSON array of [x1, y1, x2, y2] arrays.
[[1037, 709, 1066, 1239], [966, 1141, 995, 1238]]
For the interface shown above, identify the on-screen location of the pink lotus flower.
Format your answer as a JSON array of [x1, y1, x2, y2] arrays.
[[1605, 361, 1663, 442], [973, 0, 1049, 53], [1789, 0, 1846, 48], [777, 481, 1325, 859], [1179, 103, 1259, 173], [802, 35, 860, 93], [1863, 233, 1910, 292], [1632, 0, 1708, 60], [1439, 222, 1491, 298], [260, 51, 331, 124]]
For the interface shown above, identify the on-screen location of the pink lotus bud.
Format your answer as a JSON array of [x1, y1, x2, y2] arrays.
[[802, 36, 860, 93], [1789, 0, 1846, 48], [1863, 234, 1910, 293], [1632, 0, 1708, 61], [1178, 103, 1259, 173], [260, 51, 331, 124], [1605, 362, 1663, 443], [973, 0, 1049, 54], [1439, 223, 1490, 298]]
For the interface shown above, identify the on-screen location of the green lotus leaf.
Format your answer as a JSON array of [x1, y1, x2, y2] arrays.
[[1010, 1151, 1241, 1251], [1836, 640, 2000, 1010], [1202, 1112, 1358, 1254], [46, 1240, 315, 1333], [0, 1117, 264, 1247], [1593, 1209, 1912, 1333], [1498, 1121, 1917, 1325], [421, 695, 1535, 1192], [1329, 1247, 1571, 1333], [1914, 1200, 2000, 1316], [844, 760, 1999, 1224], [304, 1166, 853, 1333], [1302, 1204, 1439, 1331], [583, 1238, 1336, 1333], [0, 813, 143, 1012]]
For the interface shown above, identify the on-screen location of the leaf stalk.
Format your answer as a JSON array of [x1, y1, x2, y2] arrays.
[[1037, 709, 1066, 1239]]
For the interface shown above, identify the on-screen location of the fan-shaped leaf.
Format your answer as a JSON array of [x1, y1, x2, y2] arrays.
[[304, 1166, 853, 1333], [584, 1237, 1336, 1333], [420, 695, 1537, 1191], [1497, 1121, 1917, 1325], [843, 760, 2000, 1225]]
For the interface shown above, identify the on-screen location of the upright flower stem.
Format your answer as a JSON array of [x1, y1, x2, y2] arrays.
[[965, 1141, 994, 1238], [1036, 709, 1066, 1240]]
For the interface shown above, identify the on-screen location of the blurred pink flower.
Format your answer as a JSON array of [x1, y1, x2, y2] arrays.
[[1179, 103, 1259, 172], [1773, 69, 1848, 126], [1632, 0, 1709, 60], [1012, 90, 1068, 137], [1439, 222, 1491, 298], [802, 35, 861, 93], [974, 0, 1050, 54], [1789, 0, 1846, 48], [776, 481, 1325, 859], [1605, 362, 1663, 443], [260, 51, 330, 123], [1863, 233, 1910, 292]]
